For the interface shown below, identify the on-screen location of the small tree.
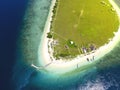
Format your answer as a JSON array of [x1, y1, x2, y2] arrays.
[[47, 32, 52, 38]]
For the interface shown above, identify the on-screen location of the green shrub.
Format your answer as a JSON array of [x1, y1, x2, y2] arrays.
[[47, 32, 52, 38]]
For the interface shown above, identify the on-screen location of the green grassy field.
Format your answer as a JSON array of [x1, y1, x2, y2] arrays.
[[49, 0, 119, 59]]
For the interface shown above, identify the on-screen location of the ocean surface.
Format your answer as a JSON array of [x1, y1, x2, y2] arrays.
[[1, 0, 120, 90], [0, 0, 28, 90]]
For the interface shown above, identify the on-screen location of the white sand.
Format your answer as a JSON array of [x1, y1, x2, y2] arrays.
[[37, 0, 120, 74]]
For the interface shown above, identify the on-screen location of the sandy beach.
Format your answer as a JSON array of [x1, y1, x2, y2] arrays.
[[37, 0, 120, 74]]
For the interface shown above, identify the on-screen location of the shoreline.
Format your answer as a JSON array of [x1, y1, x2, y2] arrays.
[[37, 0, 120, 74]]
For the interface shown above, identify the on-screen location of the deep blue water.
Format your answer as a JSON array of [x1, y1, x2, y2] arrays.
[[1, 0, 120, 90], [0, 0, 28, 90]]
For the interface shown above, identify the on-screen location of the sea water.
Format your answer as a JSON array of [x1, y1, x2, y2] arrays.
[[12, 0, 120, 90]]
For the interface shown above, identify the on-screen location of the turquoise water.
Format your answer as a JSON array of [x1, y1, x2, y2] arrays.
[[12, 0, 120, 90]]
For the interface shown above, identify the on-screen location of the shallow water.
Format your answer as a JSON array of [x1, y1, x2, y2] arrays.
[[12, 0, 120, 90]]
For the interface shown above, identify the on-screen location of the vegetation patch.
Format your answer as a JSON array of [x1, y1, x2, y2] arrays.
[[50, 0, 119, 59], [47, 32, 52, 38]]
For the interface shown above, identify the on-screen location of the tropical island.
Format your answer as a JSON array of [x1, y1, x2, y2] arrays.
[[46, 0, 119, 60], [32, 0, 120, 74]]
